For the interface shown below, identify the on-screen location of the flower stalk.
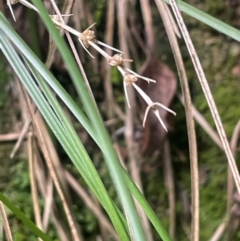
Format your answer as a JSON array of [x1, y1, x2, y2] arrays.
[[7, 0, 176, 131]]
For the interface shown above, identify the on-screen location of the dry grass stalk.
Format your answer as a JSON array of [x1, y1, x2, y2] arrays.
[[116, 0, 155, 239], [22, 87, 82, 241], [45, 0, 74, 69], [163, 140, 176, 239], [155, 1, 199, 241], [28, 132, 43, 240], [209, 202, 240, 241], [0, 133, 21, 142], [209, 221, 227, 241], [178, 94, 223, 150], [48, 0, 99, 112], [227, 120, 240, 227], [116, 1, 141, 239], [41, 177, 53, 232], [65, 170, 119, 240], [168, 0, 240, 197], [103, 0, 115, 119], [10, 119, 31, 159], [16, 76, 78, 238], [139, 0, 154, 52], [0, 201, 13, 241], [34, 151, 69, 241]]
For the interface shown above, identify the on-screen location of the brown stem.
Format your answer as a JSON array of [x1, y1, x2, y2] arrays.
[[155, 1, 199, 241]]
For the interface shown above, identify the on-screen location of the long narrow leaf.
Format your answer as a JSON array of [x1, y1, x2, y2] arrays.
[[123, 170, 172, 241], [162, 0, 240, 42], [0, 32, 130, 240], [0, 193, 52, 241], [1, 3, 147, 240]]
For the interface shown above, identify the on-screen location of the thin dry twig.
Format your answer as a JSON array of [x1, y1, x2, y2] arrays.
[[163, 139, 176, 239], [22, 87, 82, 241], [118, 1, 153, 240], [14, 76, 74, 239], [47, 0, 98, 109], [65, 170, 119, 240], [42, 177, 53, 232], [129, 15, 148, 56], [103, 0, 115, 119], [34, 150, 69, 241], [0, 202, 13, 241], [45, 0, 75, 69], [0, 133, 21, 142], [178, 93, 222, 150], [16, 74, 77, 237], [71, 0, 84, 56], [155, 2, 199, 240], [227, 120, 240, 218], [168, 0, 240, 197], [51, 215, 69, 241], [115, 1, 138, 239], [139, 0, 154, 53], [10, 118, 31, 159], [209, 202, 240, 241], [28, 132, 43, 239], [208, 220, 227, 241]]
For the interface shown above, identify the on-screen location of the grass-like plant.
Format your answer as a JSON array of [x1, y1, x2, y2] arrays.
[[1, 0, 240, 240]]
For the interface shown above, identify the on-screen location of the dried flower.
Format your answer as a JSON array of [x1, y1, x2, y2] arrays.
[[123, 67, 156, 84], [132, 83, 176, 131], [108, 54, 132, 67], [7, 0, 176, 131], [79, 23, 97, 48], [123, 74, 138, 108], [7, 0, 18, 21], [77, 24, 123, 58]]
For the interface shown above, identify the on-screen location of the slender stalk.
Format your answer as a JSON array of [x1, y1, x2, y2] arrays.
[[0, 193, 52, 241], [103, 0, 115, 118], [28, 132, 43, 236], [209, 220, 227, 241], [161, 0, 240, 42], [65, 170, 119, 240], [10, 119, 32, 159], [227, 121, 240, 226], [45, 0, 74, 69], [23, 89, 82, 241], [0, 133, 21, 142], [168, 0, 240, 197], [156, 1, 199, 240], [48, 0, 97, 107], [178, 94, 222, 150], [139, 0, 154, 53], [115, 0, 146, 239], [0, 202, 13, 241], [163, 140, 175, 239]]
